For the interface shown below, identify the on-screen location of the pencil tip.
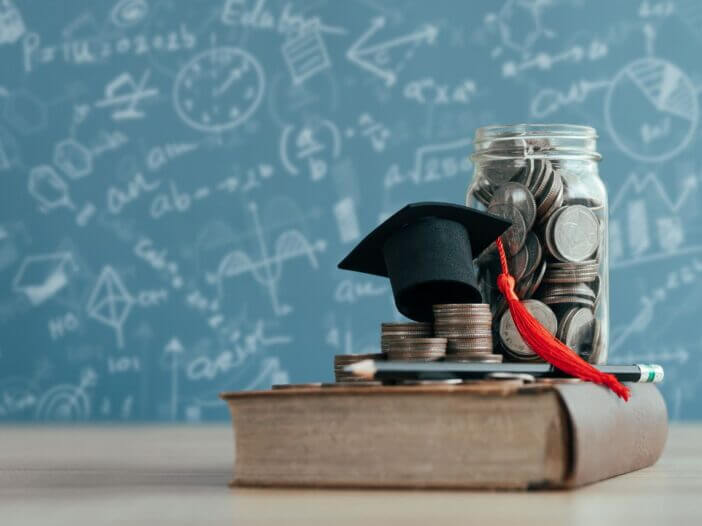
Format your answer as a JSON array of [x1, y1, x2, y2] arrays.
[[345, 359, 377, 379]]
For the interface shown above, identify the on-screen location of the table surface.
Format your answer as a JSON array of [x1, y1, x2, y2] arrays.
[[1, 424, 700, 525]]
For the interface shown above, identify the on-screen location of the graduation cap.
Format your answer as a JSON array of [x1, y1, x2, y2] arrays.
[[338, 202, 511, 321]]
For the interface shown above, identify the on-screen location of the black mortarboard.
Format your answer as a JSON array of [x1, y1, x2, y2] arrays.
[[338, 202, 511, 321]]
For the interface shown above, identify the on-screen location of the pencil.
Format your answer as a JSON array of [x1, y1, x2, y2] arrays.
[[345, 360, 664, 383]]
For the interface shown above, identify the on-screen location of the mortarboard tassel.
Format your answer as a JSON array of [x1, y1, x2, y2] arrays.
[[495, 237, 630, 401]]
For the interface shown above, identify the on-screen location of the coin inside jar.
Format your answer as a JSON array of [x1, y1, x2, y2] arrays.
[[561, 307, 595, 357], [485, 202, 527, 256], [488, 182, 537, 231], [499, 299, 557, 358], [551, 205, 600, 262]]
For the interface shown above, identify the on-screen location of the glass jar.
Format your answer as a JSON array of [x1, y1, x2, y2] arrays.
[[467, 124, 608, 364]]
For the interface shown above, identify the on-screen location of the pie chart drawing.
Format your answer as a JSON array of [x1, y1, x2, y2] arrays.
[[605, 57, 698, 163]]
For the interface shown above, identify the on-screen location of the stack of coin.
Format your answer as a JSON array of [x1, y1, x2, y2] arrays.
[[536, 282, 597, 310], [471, 143, 604, 361], [380, 322, 433, 353], [433, 304, 503, 363], [384, 337, 447, 361], [334, 353, 385, 383], [543, 261, 599, 284]]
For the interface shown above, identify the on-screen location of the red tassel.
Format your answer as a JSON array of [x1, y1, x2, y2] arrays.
[[495, 237, 630, 401]]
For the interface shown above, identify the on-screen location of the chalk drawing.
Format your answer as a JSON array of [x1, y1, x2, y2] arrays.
[[0, 0, 24, 45], [530, 79, 610, 118], [345, 113, 390, 152], [485, 0, 555, 58], [605, 57, 698, 162], [385, 137, 473, 189], [403, 78, 478, 105], [501, 38, 608, 78], [35, 368, 96, 421], [12, 252, 77, 305], [28, 165, 76, 212], [173, 47, 265, 132], [346, 16, 438, 86], [48, 312, 80, 340], [280, 118, 341, 180], [610, 172, 699, 269], [0, 377, 36, 417], [76, 202, 97, 227], [206, 202, 326, 316], [110, 0, 149, 28], [53, 138, 93, 179], [95, 70, 159, 121], [334, 279, 387, 304], [333, 197, 361, 244], [282, 21, 332, 85], [145, 142, 198, 172], [221, 0, 346, 35], [86, 266, 134, 348], [22, 25, 196, 72]]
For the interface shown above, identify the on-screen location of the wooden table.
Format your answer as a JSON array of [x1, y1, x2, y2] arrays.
[[1, 424, 699, 525]]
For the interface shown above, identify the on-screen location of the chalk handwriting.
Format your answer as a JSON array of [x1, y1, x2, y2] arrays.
[[107, 173, 160, 214], [22, 25, 196, 72]]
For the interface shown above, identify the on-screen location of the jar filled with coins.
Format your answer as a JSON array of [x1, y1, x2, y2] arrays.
[[467, 124, 608, 365]]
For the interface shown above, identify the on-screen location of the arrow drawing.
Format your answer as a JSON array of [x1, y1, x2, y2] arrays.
[[164, 337, 184, 421], [346, 17, 438, 86]]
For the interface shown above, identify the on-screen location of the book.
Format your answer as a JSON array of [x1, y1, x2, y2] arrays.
[[220, 381, 667, 489]]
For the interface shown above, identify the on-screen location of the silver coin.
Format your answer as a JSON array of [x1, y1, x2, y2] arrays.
[[507, 241, 529, 282], [525, 261, 547, 299], [482, 159, 524, 186], [555, 307, 577, 342], [489, 182, 537, 231], [541, 294, 595, 309], [499, 299, 557, 357], [446, 354, 503, 363], [486, 203, 527, 256], [529, 159, 553, 200], [552, 205, 600, 262], [515, 271, 535, 299], [535, 169, 561, 217], [522, 232, 542, 277], [562, 307, 595, 356], [537, 172, 564, 224], [434, 330, 493, 339], [543, 206, 567, 259]]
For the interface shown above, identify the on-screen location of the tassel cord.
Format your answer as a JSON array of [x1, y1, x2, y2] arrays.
[[495, 237, 630, 401]]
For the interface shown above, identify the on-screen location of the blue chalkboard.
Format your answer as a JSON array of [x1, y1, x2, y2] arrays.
[[0, 0, 700, 421]]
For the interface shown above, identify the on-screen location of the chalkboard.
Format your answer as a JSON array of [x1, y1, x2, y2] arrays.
[[1, 0, 700, 421]]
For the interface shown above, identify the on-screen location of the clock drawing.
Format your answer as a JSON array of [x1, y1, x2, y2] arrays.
[[173, 47, 265, 133]]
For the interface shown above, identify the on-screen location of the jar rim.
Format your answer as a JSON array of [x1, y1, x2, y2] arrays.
[[472, 123, 601, 161], [474, 123, 598, 140]]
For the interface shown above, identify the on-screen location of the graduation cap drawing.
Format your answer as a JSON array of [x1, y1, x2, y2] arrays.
[[12, 252, 77, 305], [338, 202, 511, 321]]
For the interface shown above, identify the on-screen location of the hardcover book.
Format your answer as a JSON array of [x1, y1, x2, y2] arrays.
[[221, 381, 667, 489]]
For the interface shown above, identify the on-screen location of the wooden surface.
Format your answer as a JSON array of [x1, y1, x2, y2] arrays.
[[0, 424, 700, 525]]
